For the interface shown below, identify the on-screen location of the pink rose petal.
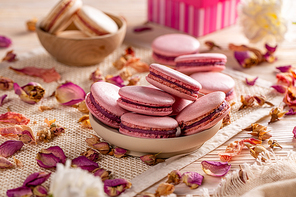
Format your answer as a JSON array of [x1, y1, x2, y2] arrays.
[[0, 157, 14, 168], [6, 186, 32, 197], [36, 146, 67, 168], [0, 112, 30, 125], [0, 94, 7, 106], [93, 168, 111, 182], [104, 179, 132, 196], [276, 65, 292, 73], [293, 126, 296, 139], [19, 129, 36, 144], [113, 147, 127, 158], [246, 77, 258, 86], [285, 108, 296, 115], [181, 172, 204, 189], [265, 44, 277, 53], [133, 26, 152, 33], [55, 82, 86, 106], [33, 185, 48, 196], [234, 51, 250, 68], [23, 172, 51, 187], [9, 66, 61, 83], [0, 35, 12, 48], [0, 125, 31, 138], [2, 50, 17, 62], [71, 155, 99, 172], [0, 140, 24, 158], [106, 75, 125, 87], [201, 161, 231, 177], [271, 85, 287, 94]]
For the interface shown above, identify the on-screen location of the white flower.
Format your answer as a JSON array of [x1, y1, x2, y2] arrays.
[[238, 0, 287, 43], [49, 160, 105, 197]]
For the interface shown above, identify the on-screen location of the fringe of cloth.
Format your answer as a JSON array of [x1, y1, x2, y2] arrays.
[[201, 151, 296, 197]]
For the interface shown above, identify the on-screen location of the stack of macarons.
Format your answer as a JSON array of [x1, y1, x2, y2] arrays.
[[40, 0, 118, 37]]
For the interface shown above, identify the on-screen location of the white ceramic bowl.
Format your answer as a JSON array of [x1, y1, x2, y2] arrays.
[[89, 113, 222, 158]]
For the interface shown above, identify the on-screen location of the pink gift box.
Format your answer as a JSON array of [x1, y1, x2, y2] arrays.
[[148, 0, 240, 37]]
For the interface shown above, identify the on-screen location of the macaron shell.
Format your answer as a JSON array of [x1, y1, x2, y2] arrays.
[[170, 96, 193, 116], [175, 65, 225, 74], [74, 5, 118, 36], [152, 34, 200, 56], [175, 53, 227, 62], [152, 53, 176, 66], [91, 82, 127, 117]]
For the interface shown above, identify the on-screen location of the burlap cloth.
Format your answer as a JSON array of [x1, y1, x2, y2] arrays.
[[0, 45, 283, 196]]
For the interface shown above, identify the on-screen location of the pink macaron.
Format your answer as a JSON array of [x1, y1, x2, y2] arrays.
[[146, 63, 202, 101], [73, 5, 118, 36], [85, 82, 127, 128], [190, 72, 236, 101], [174, 53, 227, 74], [170, 96, 193, 116], [40, 0, 83, 34], [176, 92, 230, 135], [117, 86, 175, 116], [120, 112, 179, 138], [152, 34, 200, 66]]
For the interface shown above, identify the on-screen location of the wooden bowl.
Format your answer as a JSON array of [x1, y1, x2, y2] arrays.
[[36, 13, 126, 67]]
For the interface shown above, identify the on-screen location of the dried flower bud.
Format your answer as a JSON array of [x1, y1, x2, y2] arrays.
[[245, 123, 272, 141], [6, 186, 32, 197], [239, 95, 255, 110], [155, 183, 175, 197], [71, 156, 99, 172], [201, 161, 231, 177], [127, 76, 141, 86], [245, 77, 258, 86], [93, 142, 110, 155], [104, 178, 132, 197], [119, 69, 132, 80], [0, 76, 14, 90], [26, 18, 37, 31], [33, 185, 48, 197], [18, 128, 36, 144], [268, 140, 282, 149], [113, 147, 127, 158], [126, 57, 149, 73], [136, 192, 155, 197], [181, 172, 204, 189], [89, 68, 104, 82], [113, 57, 127, 70], [0, 140, 24, 158], [166, 170, 182, 185], [125, 46, 135, 57], [2, 50, 17, 62], [269, 107, 287, 124], [245, 144, 269, 161], [14, 82, 45, 104], [140, 154, 156, 166], [80, 148, 100, 162], [253, 95, 274, 106], [93, 168, 111, 182], [238, 165, 249, 183]]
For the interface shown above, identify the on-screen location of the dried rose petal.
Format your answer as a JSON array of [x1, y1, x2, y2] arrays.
[[0, 156, 14, 168], [205, 41, 221, 50], [276, 73, 294, 86], [276, 65, 292, 73], [286, 108, 296, 115], [268, 140, 282, 149], [140, 154, 157, 166], [263, 44, 277, 63], [234, 51, 258, 68], [0, 35, 12, 48], [293, 126, 296, 139], [86, 135, 101, 148], [55, 82, 86, 106], [104, 178, 132, 197], [136, 192, 155, 197], [113, 147, 127, 158], [0, 125, 31, 138], [245, 77, 258, 86], [2, 50, 17, 62], [0, 76, 14, 90], [113, 57, 127, 70], [245, 144, 269, 161], [23, 172, 51, 187], [36, 146, 66, 168], [10, 66, 61, 83], [93, 168, 111, 182], [125, 47, 135, 57], [71, 156, 99, 172], [6, 186, 32, 197], [201, 161, 231, 177], [133, 26, 152, 33], [77, 100, 89, 113], [126, 57, 149, 73], [218, 140, 245, 162], [26, 18, 38, 32], [265, 44, 277, 54], [89, 68, 104, 83], [39, 106, 53, 112], [0, 140, 24, 158], [269, 107, 287, 124], [0, 112, 30, 125], [14, 82, 45, 104], [105, 75, 125, 87], [93, 142, 110, 155], [33, 185, 48, 197], [0, 94, 7, 106], [155, 183, 175, 197], [127, 76, 140, 86], [119, 69, 132, 80], [166, 170, 182, 185], [80, 148, 100, 162], [271, 85, 287, 94], [283, 86, 296, 109], [239, 95, 255, 110], [181, 172, 204, 189], [243, 138, 262, 145], [78, 115, 92, 129], [13, 156, 23, 168]]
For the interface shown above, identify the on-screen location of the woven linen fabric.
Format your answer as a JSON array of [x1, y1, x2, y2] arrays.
[[0, 45, 282, 196]]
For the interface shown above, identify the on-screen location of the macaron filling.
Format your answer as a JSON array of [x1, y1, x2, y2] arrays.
[[89, 93, 120, 123], [176, 60, 226, 67], [153, 52, 178, 61], [148, 69, 199, 95], [225, 89, 234, 97], [181, 101, 230, 131], [76, 14, 108, 36]]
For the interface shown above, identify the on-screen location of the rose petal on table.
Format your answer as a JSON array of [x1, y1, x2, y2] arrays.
[[239, 95, 255, 110], [293, 126, 296, 139], [285, 108, 296, 115], [89, 68, 104, 83], [6, 186, 32, 197], [218, 140, 245, 162], [265, 44, 277, 53], [140, 154, 157, 166], [0, 156, 14, 168], [0, 112, 30, 125], [234, 51, 250, 68], [71, 156, 99, 172], [14, 82, 45, 104], [263, 44, 277, 63], [113, 147, 127, 158], [276, 73, 294, 87], [126, 57, 150, 73], [85, 135, 101, 148], [0, 76, 14, 90], [0, 35, 12, 48], [93, 168, 111, 182], [104, 178, 132, 197], [181, 172, 204, 189], [36, 152, 61, 168], [33, 185, 48, 197], [201, 161, 231, 177], [166, 170, 182, 185], [13, 156, 23, 168], [93, 142, 110, 155], [245, 77, 258, 86], [276, 65, 292, 73], [76, 100, 89, 113], [271, 85, 287, 93], [283, 86, 296, 109], [9, 66, 61, 83], [243, 138, 262, 145], [55, 82, 86, 106], [18, 128, 36, 144], [133, 26, 152, 33], [23, 172, 51, 187], [0, 94, 7, 106], [105, 75, 125, 87], [2, 50, 17, 62], [155, 183, 175, 197], [0, 140, 24, 158], [41, 146, 67, 164], [80, 148, 100, 162], [125, 46, 135, 57], [0, 125, 32, 138]]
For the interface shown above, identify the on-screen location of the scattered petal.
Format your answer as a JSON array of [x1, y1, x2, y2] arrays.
[[293, 126, 296, 139], [80, 148, 100, 162], [0, 156, 14, 168], [286, 108, 296, 115], [0, 94, 7, 106], [0, 76, 14, 90], [71, 156, 99, 172], [104, 178, 132, 197], [76, 100, 89, 113], [105, 75, 125, 87], [218, 140, 245, 162], [119, 69, 132, 80], [93, 142, 110, 155], [265, 44, 277, 54], [133, 26, 152, 33], [263, 44, 278, 63], [0, 140, 24, 158], [271, 85, 287, 93], [239, 95, 255, 110], [283, 86, 296, 109], [26, 18, 38, 31], [246, 77, 258, 86], [139, 154, 164, 166], [38, 105, 54, 112], [93, 168, 111, 182], [125, 46, 135, 57], [23, 172, 51, 187], [36, 146, 66, 168], [201, 161, 231, 177], [276, 65, 292, 73], [166, 170, 182, 185], [0, 125, 31, 138], [239, 165, 249, 183], [2, 50, 17, 62], [6, 186, 32, 197], [113, 57, 127, 70], [269, 107, 287, 123], [268, 140, 282, 149], [78, 115, 92, 129], [55, 82, 86, 106], [127, 76, 141, 86], [276, 73, 294, 86], [181, 172, 204, 189], [0, 112, 30, 125], [243, 138, 262, 145], [33, 185, 48, 197], [13, 156, 23, 168], [155, 183, 175, 197], [126, 57, 150, 73], [0, 35, 12, 48], [136, 192, 155, 197], [89, 68, 104, 83], [85, 135, 101, 148], [205, 41, 221, 50], [10, 66, 61, 83], [14, 82, 45, 104], [245, 144, 269, 161], [113, 147, 127, 158]]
